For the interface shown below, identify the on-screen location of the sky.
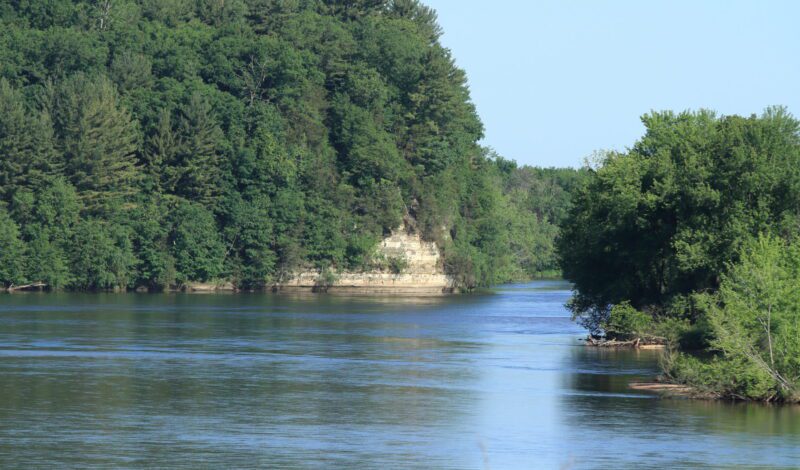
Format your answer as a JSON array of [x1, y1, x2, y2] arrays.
[[426, 0, 800, 168]]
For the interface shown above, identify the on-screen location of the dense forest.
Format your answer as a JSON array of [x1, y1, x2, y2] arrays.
[[0, 0, 582, 291], [559, 108, 800, 401]]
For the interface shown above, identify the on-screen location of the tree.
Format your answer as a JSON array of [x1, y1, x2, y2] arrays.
[[13, 178, 81, 247], [329, 94, 407, 187], [196, 0, 246, 26], [25, 233, 71, 289], [163, 92, 223, 204], [110, 51, 153, 92], [69, 220, 136, 290], [169, 201, 226, 283], [12, 179, 80, 289], [669, 235, 800, 401], [219, 193, 276, 287], [0, 0, 580, 292], [0, 206, 26, 287], [0, 78, 59, 199], [559, 109, 800, 332], [50, 74, 141, 212], [144, 107, 179, 190], [128, 198, 175, 290]]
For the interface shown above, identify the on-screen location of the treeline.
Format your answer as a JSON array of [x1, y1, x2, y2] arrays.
[[559, 108, 800, 401], [492, 158, 588, 281], [0, 0, 580, 291]]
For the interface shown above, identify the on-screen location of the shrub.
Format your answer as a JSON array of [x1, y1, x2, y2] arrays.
[[602, 301, 653, 340], [387, 255, 408, 274], [669, 235, 800, 401], [315, 266, 339, 292], [665, 352, 776, 401]]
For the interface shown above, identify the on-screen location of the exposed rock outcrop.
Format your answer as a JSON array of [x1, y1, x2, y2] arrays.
[[182, 281, 236, 292], [279, 226, 455, 294]]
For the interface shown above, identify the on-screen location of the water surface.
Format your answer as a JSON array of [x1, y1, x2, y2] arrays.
[[0, 281, 798, 468]]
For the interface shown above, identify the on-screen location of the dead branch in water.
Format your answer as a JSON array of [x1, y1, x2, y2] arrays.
[[6, 282, 48, 292]]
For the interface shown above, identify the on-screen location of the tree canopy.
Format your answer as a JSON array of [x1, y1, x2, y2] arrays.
[[559, 108, 800, 333], [558, 108, 800, 401], [0, 0, 580, 290]]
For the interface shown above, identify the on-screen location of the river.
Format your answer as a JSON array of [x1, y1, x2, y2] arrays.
[[0, 281, 798, 469]]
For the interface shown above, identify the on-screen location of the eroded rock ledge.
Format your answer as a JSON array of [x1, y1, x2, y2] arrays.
[[277, 227, 456, 295]]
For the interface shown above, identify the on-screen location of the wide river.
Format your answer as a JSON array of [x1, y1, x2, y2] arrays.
[[0, 281, 798, 469]]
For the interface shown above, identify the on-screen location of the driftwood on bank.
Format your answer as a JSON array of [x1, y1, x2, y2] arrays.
[[6, 282, 48, 292], [584, 336, 665, 349], [629, 382, 702, 396], [628, 381, 719, 400]]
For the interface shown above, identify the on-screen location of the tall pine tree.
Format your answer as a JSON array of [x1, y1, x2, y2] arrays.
[[49, 74, 140, 212]]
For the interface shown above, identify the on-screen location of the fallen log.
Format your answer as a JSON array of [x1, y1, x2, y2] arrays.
[[584, 336, 665, 349], [628, 381, 716, 399], [7, 282, 48, 292]]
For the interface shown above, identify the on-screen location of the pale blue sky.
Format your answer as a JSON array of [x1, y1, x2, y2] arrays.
[[427, 0, 800, 167]]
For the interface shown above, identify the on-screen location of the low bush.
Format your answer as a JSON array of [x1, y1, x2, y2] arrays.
[[668, 235, 800, 402], [602, 301, 653, 340]]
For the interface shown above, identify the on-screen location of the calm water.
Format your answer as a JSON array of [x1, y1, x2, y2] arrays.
[[0, 281, 798, 469]]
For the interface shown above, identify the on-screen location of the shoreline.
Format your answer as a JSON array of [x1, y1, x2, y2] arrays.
[[0, 273, 568, 294], [2, 285, 460, 296], [628, 381, 716, 400], [583, 336, 666, 349]]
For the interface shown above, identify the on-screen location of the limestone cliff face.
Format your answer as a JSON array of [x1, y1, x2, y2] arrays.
[[378, 228, 442, 274], [281, 227, 455, 294]]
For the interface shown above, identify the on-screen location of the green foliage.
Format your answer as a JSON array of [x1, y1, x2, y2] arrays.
[[0, 206, 26, 287], [344, 232, 381, 271], [316, 265, 339, 291], [25, 232, 71, 289], [69, 221, 136, 290], [496, 160, 587, 280], [128, 199, 175, 290], [666, 352, 776, 401], [48, 73, 140, 212], [0, 78, 59, 198], [602, 301, 653, 340], [670, 235, 800, 401], [169, 201, 225, 284], [0, 0, 579, 291], [561, 109, 800, 401], [220, 193, 276, 288], [388, 255, 409, 274], [162, 92, 222, 204], [11, 179, 80, 289], [110, 51, 153, 93], [560, 108, 800, 331]]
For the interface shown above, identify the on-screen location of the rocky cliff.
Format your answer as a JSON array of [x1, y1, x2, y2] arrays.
[[279, 227, 455, 294]]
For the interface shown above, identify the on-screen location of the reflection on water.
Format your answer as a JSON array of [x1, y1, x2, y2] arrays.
[[560, 346, 800, 469], [0, 282, 797, 468]]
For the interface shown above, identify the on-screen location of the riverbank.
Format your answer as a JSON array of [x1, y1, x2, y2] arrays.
[[6, 227, 460, 295], [583, 336, 666, 349], [3, 281, 458, 295], [628, 381, 719, 400]]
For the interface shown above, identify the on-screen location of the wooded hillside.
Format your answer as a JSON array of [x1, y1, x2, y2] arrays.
[[0, 0, 581, 290]]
